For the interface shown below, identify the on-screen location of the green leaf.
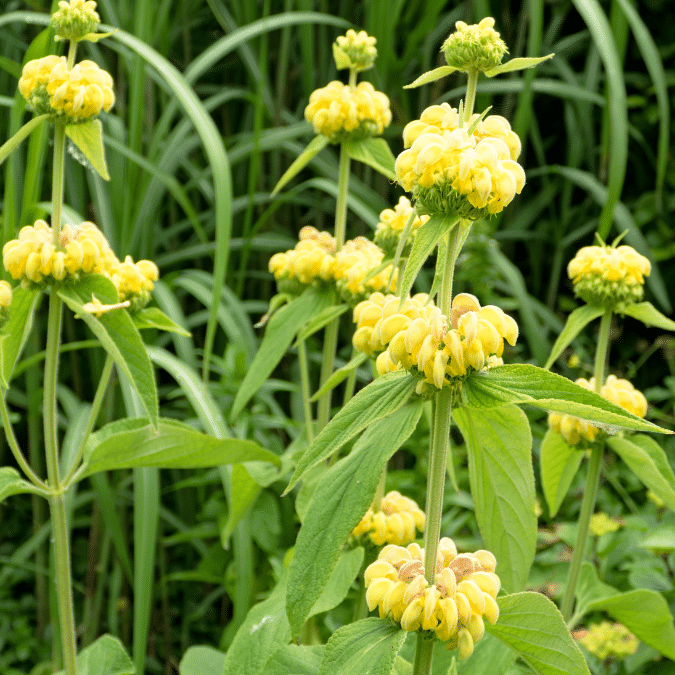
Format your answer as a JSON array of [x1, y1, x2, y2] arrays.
[[310, 352, 368, 403], [486, 593, 590, 675], [285, 371, 418, 493], [287, 402, 423, 636], [132, 307, 191, 336], [265, 644, 326, 675], [220, 464, 261, 547], [399, 213, 459, 304], [0, 114, 50, 168], [232, 286, 335, 420], [179, 646, 226, 675], [0, 467, 45, 503], [427, 234, 447, 303], [454, 406, 536, 592], [65, 119, 110, 180], [0, 287, 38, 388], [79, 29, 118, 43], [540, 429, 583, 518], [484, 54, 554, 77], [544, 305, 604, 370], [58, 275, 159, 429], [404, 65, 459, 88], [621, 301, 675, 331], [55, 635, 135, 675], [79, 417, 280, 478], [462, 364, 668, 435], [309, 547, 365, 618], [332, 41, 352, 70], [344, 137, 396, 181], [295, 303, 349, 344], [272, 134, 329, 195], [607, 435, 675, 511], [639, 526, 675, 552], [318, 618, 407, 675]]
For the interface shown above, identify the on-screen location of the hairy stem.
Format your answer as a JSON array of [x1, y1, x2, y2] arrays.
[[298, 339, 314, 445], [464, 70, 479, 122]]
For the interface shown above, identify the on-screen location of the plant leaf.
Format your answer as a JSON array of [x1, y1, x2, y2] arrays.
[[310, 352, 368, 403], [285, 371, 418, 493], [621, 301, 675, 331], [286, 402, 423, 635], [220, 464, 262, 547], [65, 119, 110, 180], [232, 286, 335, 420], [484, 54, 554, 77], [607, 434, 675, 511], [544, 305, 604, 370], [462, 364, 669, 434], [132, 306, 191, 336], [272, 134, 329, 195], [79, 29, 118, 43], [265, 644, 326, 675], [539, 429, 583, 518], [54, 634, 135, 675], [344, 137, 396, 181], [404, 65, 459, 88], [454, 406, 536, 592], [79, 417, 280, 478], [486, 592, 590, 675], [294, 303, 350, 344], [179, 646, 226, 675], [309, 547, 365, 618], [0, 287, 38, 388], [58, 275, 159, 429], [318, 618, 406, 675], [0, 467, 45, 503]]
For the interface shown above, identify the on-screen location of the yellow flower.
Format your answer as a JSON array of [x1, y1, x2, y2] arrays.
[[568, 244, 650, 308], [576, 622, 638, 661], [334, 237, 396, 301], [51, 0, 100, 42], [47, 59, 115, 121], [18, 56, 66, 115], [364, 538, 500, 658], [441, 17, 508, 73], [108, 255, 159, 310], [548, 375, 647, 445], [334, 29, 377, 72], [589, 512, 622, 537], [0, 281, 13, 309], [374, 196, 430, 257], [305, 81, 391, 143], [353, 491, 425, 546]]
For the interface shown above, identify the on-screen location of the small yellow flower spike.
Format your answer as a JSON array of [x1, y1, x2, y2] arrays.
[[364, 538, 500, 659], [589, 512, 622, 537], [576, 622, 639, 661], [81, 293, 130, 317], [108, 255, 159, 311], [51, 0, 100, 42], [18, 56, 67, 115], [353, 491, 425, 546], [47, 60, 115, 121], [568, 244, 651, 309], [374, 196, 430, 257], [548, 375, 648, 446], [305, 81, 391, 143], [334, 237, 396, 302], [333, 29, 377, 72], [442, 17, 508, 73]]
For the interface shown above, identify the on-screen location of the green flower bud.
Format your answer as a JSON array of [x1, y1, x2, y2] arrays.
[[51, 0, 100, 42], [442, 17, 508, 73], [333, 29, 378, 72]]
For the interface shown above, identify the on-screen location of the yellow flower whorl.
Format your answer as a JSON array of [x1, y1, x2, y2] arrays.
[[567, 244, 650, 308], [0, 281, 12, 309], [441, 17, 508, 73], [305, 81, 391, 143], [576, 622, 639, 661], [364, 538, 500, 659], [353, 491, 425, 546], [18, 56, 67, 115], [334, 237, 396, 301], [374, 196, 430, 257], [589, 512, 622, 537], [334, 29, 377, 72], [51, 0, 100, 42], [548, 375, 648, 446]]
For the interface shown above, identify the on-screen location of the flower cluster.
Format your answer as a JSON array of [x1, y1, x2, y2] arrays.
[[441, 17, 508, 73], [374, 196, 430, 257], [334, 237, 397, 301], [353, 491, 425, 546], [353, 292, 517, 390], [2, 219, 158, 311], [51, 0, 100, 42], [548, 375, 648, 446], [305, 81, 391, 143], [0, 280, 12, 328], [589, 512, 622, 537], [365, 538, 500, 659], [334, 29, 377, 72], [568, 244, 651, 309], [576, 622, 638, 661], [395, 110, 525, 218], [18, 55, 66, 116]]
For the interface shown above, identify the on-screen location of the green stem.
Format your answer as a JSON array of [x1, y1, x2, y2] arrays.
[[413, 632, 435, 675], [594, 309, 612, 392], [0, 114, 50, 168], [62, 355, 114, 486], [560, 443, 603, 623], [464, 70, 479, 123], [373, 466, 387, 511], [298, 339, 314, 445], [51, 123, 67, 245], [348, 68, 357, 90], [333, 143, 351, 251], [67, 41, 78, 69]]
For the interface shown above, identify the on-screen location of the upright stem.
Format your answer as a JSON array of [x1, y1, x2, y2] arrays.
[[298, 339, 314, 445], [316, 143, 351, 432], [463, 71, 479, 123], [594, 309, 612, 393], [51, 123, 66, 245]]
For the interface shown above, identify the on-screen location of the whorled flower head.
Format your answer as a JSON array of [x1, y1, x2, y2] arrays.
[[305, 81, 391, 143], [374, 196, 430, 257], [575, 622, 639, 662], [334, 237, 396, 302], [365, 538, 500, 659], [353, 491, 425, 546], [334, 29, 377, 72], [567, 244, 651, 309], [0, 280, 13, 329], [18, 56, 67, 115], [51, 0, 100, 42], [47, 59, 114, 122], [548, 375, 648, 446], [441, 17, 508, 73], [589, 512, 622, 537], [108, 256, 159, 311], [395, 122, 525, 218]]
